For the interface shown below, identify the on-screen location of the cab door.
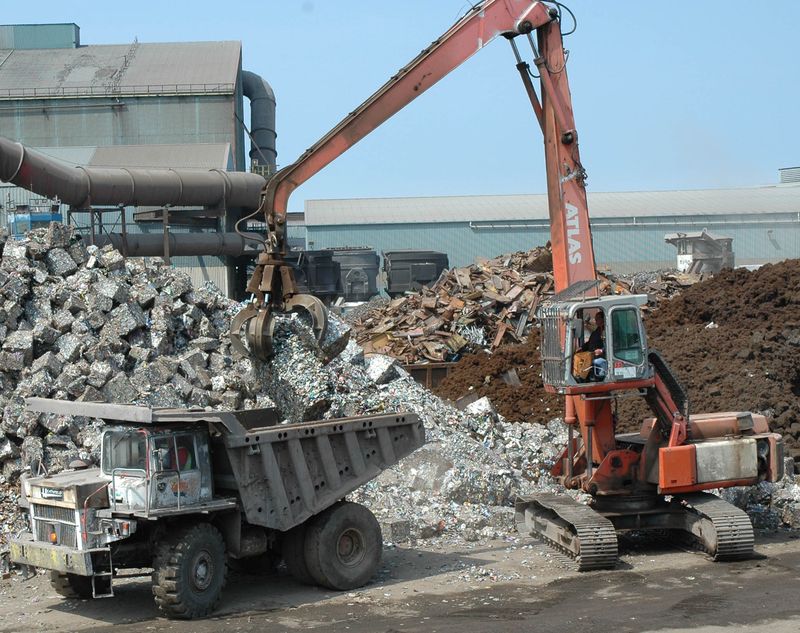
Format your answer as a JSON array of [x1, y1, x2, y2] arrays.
[[150, 433, 203, 510], [607, 305, 648, 382]]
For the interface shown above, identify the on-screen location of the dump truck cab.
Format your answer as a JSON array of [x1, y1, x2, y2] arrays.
[[102, 426, 213, 512]]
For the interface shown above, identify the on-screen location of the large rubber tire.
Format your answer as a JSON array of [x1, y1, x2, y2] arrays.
[[50, 571, 94, 599], [282, 523, 315, 584], [304, 502, 382, 590], [151, 522, 227, 619]]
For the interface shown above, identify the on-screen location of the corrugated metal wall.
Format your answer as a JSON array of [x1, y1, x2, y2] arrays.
[[306, 212, 800, 274], [0, 95, 244, 169], [0, 59, 247, 296]]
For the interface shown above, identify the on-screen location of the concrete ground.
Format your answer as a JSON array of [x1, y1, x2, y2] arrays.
[[2, 531, 800, 633]]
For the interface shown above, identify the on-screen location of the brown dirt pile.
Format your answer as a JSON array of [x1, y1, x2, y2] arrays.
[[619, 260, 800, 454], [434, 329, 563, 422], [435, 260, 800, 456]]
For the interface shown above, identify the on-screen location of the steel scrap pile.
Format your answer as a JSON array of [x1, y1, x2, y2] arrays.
[[352, 246, 699, 363], [353, 246, 555, 363], [609, 269, 705, 309], [0, 223, 272, 485]]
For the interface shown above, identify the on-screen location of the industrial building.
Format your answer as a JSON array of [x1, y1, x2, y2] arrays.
[[0, 22, 277, 297], [304, 173, 800, 274]]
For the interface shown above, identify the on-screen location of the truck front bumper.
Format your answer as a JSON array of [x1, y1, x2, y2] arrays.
[[9, 533, 93, 575]]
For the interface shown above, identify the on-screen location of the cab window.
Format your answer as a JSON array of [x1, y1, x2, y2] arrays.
[[102, 431, 146, 474], [611, 308, 644, 364], [175, 435, 197, 472], [152, 435, 197, 472]]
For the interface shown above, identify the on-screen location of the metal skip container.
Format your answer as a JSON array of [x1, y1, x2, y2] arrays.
[[329, 247, 380, 302]]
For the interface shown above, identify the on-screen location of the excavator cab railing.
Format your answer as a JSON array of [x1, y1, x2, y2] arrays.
[[538, 294, 652, 393]]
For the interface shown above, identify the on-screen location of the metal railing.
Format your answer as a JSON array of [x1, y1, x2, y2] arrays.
[[0, 82, 235, 100], [538, 302, 570, 388]]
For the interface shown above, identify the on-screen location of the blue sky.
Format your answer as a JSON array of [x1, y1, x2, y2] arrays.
[[3, 1, 799, 211]]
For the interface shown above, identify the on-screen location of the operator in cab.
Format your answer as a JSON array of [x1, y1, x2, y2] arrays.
[[580, 311, 607, 381], [581, 311, 605, 355]]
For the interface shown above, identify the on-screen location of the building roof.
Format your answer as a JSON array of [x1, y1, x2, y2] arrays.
[[0, 41, 240, 100], [304, 184, 800, 226]]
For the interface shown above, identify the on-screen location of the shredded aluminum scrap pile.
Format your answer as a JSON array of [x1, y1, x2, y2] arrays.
[[0, 223, 267, 483]]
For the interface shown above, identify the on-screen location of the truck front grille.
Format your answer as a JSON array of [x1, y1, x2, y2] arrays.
[[32, 504, 75, 523], [32, 504, 79, 548]]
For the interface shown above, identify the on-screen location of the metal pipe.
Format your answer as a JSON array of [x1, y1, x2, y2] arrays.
[[92, 231, 264, 257], [585, 424, 593, 480], [242, 71, 277, 174], [0, 136, 266, 212], [566, 423, 574, 480]]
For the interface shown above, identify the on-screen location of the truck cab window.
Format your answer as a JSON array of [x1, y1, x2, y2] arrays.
[[175, 435, 197, 471], [151, 435, 197, 472], [102, 431, 146, 474]]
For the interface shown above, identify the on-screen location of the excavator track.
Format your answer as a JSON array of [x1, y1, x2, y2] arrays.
[[515, 493, 618, 571], [674, 492, 755, 560]]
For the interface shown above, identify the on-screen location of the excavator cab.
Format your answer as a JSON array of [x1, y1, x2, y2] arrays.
[[538, 289, 651, 394]]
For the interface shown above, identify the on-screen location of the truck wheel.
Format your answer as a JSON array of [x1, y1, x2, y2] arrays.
[[282, 523, 315, 584], [50, 571, 94, 599], [304, 502, 382, 590], [151, 522, 227, 619]]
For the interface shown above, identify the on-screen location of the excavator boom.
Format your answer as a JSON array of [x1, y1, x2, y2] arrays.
[[261, 0, 555, 240], [233, 0, 599, 358]]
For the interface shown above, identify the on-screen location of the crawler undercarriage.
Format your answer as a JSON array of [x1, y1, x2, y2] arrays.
[[516, 490, 754, 571]]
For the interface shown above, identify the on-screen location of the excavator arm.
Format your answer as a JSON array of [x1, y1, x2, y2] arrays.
[[232, 0, 595, 358]]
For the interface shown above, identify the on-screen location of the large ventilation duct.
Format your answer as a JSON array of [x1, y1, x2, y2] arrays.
[[94, 232, 263, 258], [242, 70, 277, 174], [0, 136, 266, 212]]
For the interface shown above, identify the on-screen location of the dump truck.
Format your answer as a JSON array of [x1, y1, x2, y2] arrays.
[[10, 398, 424, 619]]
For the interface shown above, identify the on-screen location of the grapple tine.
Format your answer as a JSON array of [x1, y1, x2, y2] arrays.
[[230, 303, 276, 361], [285, 294, 328, 343], [230, 304, 258, 358], [249, 307, 275, 360]]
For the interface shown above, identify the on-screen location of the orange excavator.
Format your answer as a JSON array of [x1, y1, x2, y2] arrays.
[[232, 0, 785, 567]]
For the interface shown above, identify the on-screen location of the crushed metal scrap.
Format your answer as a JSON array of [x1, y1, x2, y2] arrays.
[[351, 245, 703, 364]]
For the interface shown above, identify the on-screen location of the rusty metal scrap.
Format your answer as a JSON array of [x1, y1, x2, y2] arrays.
[[353, 247, 555, 363], [352, 246, 704, 364]]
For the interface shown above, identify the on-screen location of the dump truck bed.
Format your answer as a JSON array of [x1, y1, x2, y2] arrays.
[[216, 412, 424, 531], [26, 398, 425, 532]]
